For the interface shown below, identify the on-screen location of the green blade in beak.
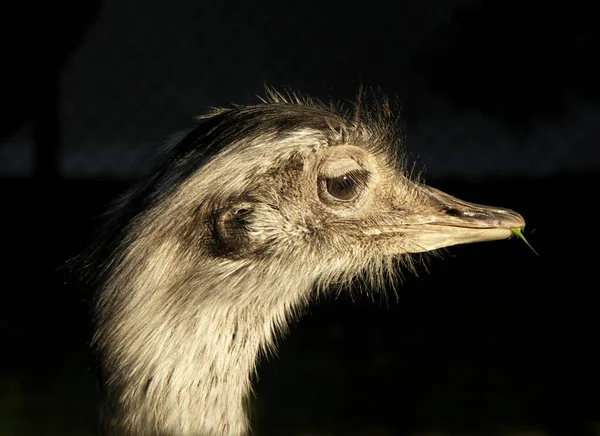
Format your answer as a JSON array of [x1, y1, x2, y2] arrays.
[[511, 228, 538, 255]]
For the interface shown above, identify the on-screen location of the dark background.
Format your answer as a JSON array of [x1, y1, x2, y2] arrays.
[[1, 1, 598, 435]]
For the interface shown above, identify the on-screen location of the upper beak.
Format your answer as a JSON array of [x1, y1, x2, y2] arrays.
[[371, 185, 526, 254]]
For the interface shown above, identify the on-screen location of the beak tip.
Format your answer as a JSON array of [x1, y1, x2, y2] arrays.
[[512, 212, 527, 230]]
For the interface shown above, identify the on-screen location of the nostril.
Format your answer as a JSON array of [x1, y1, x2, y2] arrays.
[[443, 207, 464, 217]]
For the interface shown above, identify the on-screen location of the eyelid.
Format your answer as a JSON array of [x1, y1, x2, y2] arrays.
[[320, 158, 363, 178]]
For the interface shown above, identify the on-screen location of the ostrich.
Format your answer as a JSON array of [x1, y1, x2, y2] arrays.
[[81, 90, 525, 435]]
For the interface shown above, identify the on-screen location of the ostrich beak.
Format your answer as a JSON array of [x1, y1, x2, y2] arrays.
[[373, 185, 526, 254]]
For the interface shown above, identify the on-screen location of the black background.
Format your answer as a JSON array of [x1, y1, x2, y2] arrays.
[[1, 1, 598, 435]]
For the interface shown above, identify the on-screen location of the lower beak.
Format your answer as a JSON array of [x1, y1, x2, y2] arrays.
[[390, 185, 526, 254]]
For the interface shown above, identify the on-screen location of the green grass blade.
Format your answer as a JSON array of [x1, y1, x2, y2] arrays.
[[511, 228, 539, 255]]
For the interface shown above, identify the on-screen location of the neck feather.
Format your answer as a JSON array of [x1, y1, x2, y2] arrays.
[[96, 242, 314, 435]]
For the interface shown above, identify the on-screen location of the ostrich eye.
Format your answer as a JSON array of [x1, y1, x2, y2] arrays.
[[325, 175, 358, 200], [321, 170, 370, 202]]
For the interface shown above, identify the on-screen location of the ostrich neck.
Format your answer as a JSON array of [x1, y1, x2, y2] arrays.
[[106, 255, 314, 436]]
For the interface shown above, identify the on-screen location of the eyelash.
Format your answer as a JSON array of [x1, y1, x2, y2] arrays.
[[335, 170, 370, 188]]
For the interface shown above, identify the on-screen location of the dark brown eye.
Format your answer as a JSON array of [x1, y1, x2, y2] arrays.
[[321, 170, 370, 202], [325, 175, 359, 200]]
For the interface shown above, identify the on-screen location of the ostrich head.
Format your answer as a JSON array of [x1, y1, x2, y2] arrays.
[[85, 91, 525, 435]]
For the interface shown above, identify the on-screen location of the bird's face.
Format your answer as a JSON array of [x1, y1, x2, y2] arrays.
[[208, 137, 525, 273], [307, 143, 525, 257]]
